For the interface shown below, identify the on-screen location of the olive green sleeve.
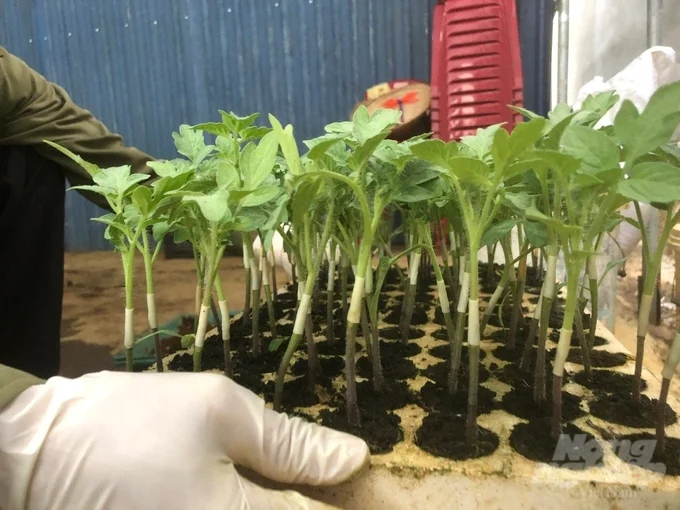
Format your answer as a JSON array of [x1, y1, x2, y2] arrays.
[[0, 46, 154, 207], [0, 364, 44, 412]]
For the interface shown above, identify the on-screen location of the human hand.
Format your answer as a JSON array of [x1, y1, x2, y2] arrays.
[[0, 371, 369, 509]]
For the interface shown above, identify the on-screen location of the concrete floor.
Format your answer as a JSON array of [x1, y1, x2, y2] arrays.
[[60, 252, 290, 377]]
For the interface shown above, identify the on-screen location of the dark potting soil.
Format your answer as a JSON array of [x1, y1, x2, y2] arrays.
[[525, 265, 543, 288], [383, 303, 430, 326], [548, 348, 630, 368], [380, 340, 422, 358], [379, 326, 426, 340], [356, 353, 416, 380], [428, 343, 486, 362], [491, 340, 541, 363], [483, 326, 531, 345], [494, 360, 569, 391], [510, 418, 603, 468], [422, 360, 491, 387], [589, 393, 678, 428], [433, 307, 456, 326], [315, 339, 363, 356], [177, 316, 196, 336], [415, 412, 500, 461], [432, 327, 467, 341], [231, 345, 282, 374], [614, 433, 680, 476], [319, 406, 403, 454], [418, 380, 497, 415], [352, 379, 415, 410], [291, 355, 345, 378], [262, 374, 333, 410], [486, 305, 530, 328], [572, 369, 648, 394], [501, 386, 585, 421], [384, 266, 405, 285], [547, 329, 609, 347], [549, 308, 591, 329]]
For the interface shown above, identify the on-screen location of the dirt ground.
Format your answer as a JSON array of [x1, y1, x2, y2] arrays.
[[61, 246, 680, 403], [59, 252, 289, 377]]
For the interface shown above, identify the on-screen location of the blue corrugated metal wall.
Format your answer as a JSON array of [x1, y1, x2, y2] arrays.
[[2, 0, 437, 250]]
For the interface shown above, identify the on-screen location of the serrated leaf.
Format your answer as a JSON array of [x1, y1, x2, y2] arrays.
[[172, 125, 214, 166], [617, 161, 680, 203], [447, 157, 492, 186], [352, 106, 401, 144], [304, 133, 345, 160], [373, 139, 414, 169], [481, 219, 519, 247], [183, 189, 231, 222], [193, 122, 231, 138], [148, 160, 183, 179], [350, 133, 388, 170], [560, 125, 620, 176], [461, 124, 503, 161], [152, 221, 173, 242], [410, 139, 459, 169], [68, 184, 112, 196]]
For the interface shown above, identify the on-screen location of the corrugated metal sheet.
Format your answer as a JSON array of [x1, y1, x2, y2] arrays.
[[2, 0, 437, 251], [2, 1, 550, 251]]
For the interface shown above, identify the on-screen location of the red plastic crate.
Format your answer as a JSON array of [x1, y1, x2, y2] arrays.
[[430, 3, 447, 140]]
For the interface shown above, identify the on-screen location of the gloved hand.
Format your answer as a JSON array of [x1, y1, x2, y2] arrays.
[[0, 371, 369, 510]]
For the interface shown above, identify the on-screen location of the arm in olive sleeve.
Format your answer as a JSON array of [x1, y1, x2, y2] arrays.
[[0, 47, 154, 203]]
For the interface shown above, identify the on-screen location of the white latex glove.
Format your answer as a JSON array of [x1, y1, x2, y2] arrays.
[[0, 371, 369, 510]]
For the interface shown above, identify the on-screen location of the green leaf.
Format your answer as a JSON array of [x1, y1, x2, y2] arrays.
[[461, 124, 503, 161], [615, 82, 680, 164], [131, 186, 152, 215], [183, 189, 231, 222], [352, 106, 401, 144], [152, 221, 173, 243], [242, 131, 278, 189], [215, 161, 239, 189], [172, 125, 214, 166], [304, 133, 345, 160], [481, 219, 519, 247], [491, 128, 511, 171], [92, 166, 150, 197], [523, 220, 549, 248], [350, 133, 387, 170], [410, 139, 459, 169], [395, 185, 436, 203], [148, 160, 185, 179], [269, 114, 303, 176], [68, 184, 112, 196], [292, 178, 322, 228], [43, 140, 102, 177], [505, 159, 544, 180], [532, 149, 581, 178], [233, 208, 268, 232], [240, 185, 280, 207], [447, 157, 492, 186], [560, 125, 621, 174], [373, 139, 414, 169], [508, 118, 547, 156], [181, 334, 196, 349], [617, 161, 680, 204], [508, 105, 542, 120], [241, 125, 272, 141], [504, 191, 533, 211], [219, 111, 259, 134], [525, 205, 579, 237], [193, 122, 231, 138], [269, 336, 286, 352]]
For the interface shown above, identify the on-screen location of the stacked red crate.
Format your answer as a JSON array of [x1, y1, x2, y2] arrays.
[[431, 0, 524, 141]]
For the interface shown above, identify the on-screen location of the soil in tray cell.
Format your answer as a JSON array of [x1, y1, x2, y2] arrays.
[[350, 379, 415, 410], [510, 418, 604, 468], [262, 374, 334, 410], [415, 412, 500, 461], [319, 405, 403, 454], [291, 355, 345, 378], [379, 326, 426, 340], [546, 347, 629, 368], [501, 385, 585, 422], [428, 343, 486, 362], [494, 360, 568, 390], [356, 353, 417, 380], [315, 338, 363, 356], [548, 329, 609, 347], [589, 393, 678, 428], [432, 327, 468, 341], [614, 433, 680, 476], [418, 380, 497, 414], [485, 305, 530, 329], [383, 303, 430, 326], [421, 359, 491, 388], [572, 369, 647, 394]]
